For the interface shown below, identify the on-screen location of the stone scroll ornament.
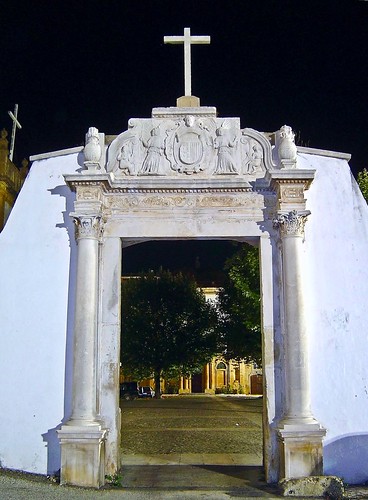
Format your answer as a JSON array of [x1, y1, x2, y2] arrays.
[[107, 117, 273, 177], [273, 210, 310, 238], [73, 215, 104, 240]]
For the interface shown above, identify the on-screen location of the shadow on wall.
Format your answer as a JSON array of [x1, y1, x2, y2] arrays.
[[42, 426, 61, 476], [43, 161, 81, 475], [324, 433, 368, 485]]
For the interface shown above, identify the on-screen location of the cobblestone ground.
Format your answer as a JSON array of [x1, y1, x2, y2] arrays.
[[120, 394, 263, 463], [119, 394, 271, 493]]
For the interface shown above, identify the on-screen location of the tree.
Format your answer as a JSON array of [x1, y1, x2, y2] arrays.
[[357, 168, 368, 202], [121, 270, 219, 397], [216, 243, 261, 364]]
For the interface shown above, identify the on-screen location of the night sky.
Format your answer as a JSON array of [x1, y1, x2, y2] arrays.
[[2, 1, 367, 174], [2, 1, 368, 273]]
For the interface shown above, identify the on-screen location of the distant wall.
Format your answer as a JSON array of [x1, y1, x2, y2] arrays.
[[0, 152, 80, 474], [300, 153, 368, 484]]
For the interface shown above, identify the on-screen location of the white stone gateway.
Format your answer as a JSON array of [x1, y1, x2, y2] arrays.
[[1, 106, 368, 488]]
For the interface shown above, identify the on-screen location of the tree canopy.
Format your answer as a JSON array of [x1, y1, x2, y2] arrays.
[[357, 168, 368, 202], [121, 269, 219, 396], [216, 243, 261, 364]]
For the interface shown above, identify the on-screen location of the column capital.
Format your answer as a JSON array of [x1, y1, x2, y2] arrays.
[[72, 214, 104, 240], [273, 209, 310, 238]]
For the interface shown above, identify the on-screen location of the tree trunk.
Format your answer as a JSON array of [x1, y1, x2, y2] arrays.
[[154, 369, 161, 399]]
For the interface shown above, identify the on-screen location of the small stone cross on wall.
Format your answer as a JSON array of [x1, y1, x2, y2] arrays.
[[164, 27, 211, 97]]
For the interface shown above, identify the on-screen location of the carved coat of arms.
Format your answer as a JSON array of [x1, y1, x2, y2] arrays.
[[106, 116, 272, 178], [165, 115, 215, 174]]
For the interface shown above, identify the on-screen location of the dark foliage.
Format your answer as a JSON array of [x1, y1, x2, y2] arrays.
[[216, 244, 262, 364], [121, 270, 219, 396]]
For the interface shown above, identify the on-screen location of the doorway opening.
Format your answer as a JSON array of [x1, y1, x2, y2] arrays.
[[119, 239, 264, 483]]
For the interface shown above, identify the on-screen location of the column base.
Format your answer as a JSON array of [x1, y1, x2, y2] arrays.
[[57, 423, 107, 488], [178, 388, 191, 394], [204, 388, 215, 394], [278, 421, 326, 480]]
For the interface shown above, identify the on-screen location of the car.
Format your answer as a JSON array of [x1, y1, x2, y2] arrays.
[[138, 386, 155, 398], [120, 381, 139, 400]]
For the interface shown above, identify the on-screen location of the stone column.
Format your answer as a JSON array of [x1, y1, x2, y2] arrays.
[[210, 362, 216, 392], [204, 363, 212, 393], [274, 209, 325, 479], [58, 214, 106, 488], [98, 237, 122, 477]]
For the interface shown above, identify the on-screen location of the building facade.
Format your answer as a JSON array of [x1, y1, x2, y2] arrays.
[[0, 129, 28, 231]]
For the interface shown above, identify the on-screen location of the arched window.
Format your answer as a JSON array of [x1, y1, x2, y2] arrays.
[[216, 362, 226, 370]]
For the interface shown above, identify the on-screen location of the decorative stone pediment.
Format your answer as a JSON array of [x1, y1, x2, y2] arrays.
[[106, 109, 275, 179]]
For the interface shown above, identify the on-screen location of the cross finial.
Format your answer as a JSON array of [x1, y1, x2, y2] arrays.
[[164, 27, 211, 97], [8, 104, 22, 162]]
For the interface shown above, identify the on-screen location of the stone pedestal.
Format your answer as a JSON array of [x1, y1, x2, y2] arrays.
[[58, 425, 106, 488], [278, 425, 326, 479]]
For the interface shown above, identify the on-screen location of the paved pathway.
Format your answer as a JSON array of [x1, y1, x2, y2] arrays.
[[121, 394, 263, 467], [2, 395, 367, 498], [120, 394, 273, 493]]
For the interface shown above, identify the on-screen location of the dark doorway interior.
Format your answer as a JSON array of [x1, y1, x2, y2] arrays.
[[191, 373, 203, 393]]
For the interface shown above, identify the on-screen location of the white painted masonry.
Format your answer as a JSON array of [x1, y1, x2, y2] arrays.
[[0, 152, 79, 474], [0, 112, 367, 487]]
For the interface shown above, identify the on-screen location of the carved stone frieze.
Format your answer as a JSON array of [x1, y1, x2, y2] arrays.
[[273, 210, 310, 238], [278, 184, 305, 204], [106, 115, 275, 178], [105, 192, 266, 211], [76, 186, 103, 201], [73, 215, 103, 240]]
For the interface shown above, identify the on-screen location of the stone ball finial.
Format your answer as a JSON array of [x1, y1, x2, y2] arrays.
[[83, 126, 102, 167], [276, 124, 297, 169]]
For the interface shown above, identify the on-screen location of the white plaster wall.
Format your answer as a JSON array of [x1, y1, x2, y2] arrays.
[[0, 153, 79, 474], [300, 153, 368, 484], [1, 147, 368, 484]]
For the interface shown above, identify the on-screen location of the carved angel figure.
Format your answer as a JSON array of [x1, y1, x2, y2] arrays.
[[214, 127, 238, 174], [140, 127, 165, 175], [248, 142, 263, 173], [117, 137, 138, 175]]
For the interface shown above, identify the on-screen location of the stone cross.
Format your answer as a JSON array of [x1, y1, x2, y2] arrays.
[[8, 104, 22, 162], [164, 27, 211, 97]]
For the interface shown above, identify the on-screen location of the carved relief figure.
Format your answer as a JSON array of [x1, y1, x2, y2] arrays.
[[249, 142, 263, 172], [240, 136, 264, 174], [140, 127, 165, 175], [116, 136, 139, 175], [214, 126, 238, 174], [107, 119, 143, 175]]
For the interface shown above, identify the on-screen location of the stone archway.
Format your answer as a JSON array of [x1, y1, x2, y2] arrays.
[[57, 106, 325, 487]]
